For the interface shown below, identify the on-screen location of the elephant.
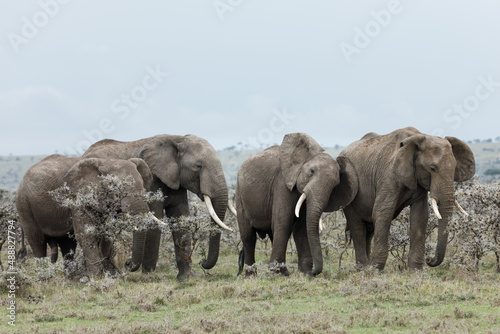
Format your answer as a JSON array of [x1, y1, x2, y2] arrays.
[[338, 127, 475, 271], [16, 155, 80, 264], [235, 133, 359, 276], [82, 134, 231, 280], [16, 155, 162, 276]]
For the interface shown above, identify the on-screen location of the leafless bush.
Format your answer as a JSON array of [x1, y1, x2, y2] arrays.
[[50, 174, 164, 274], [50, 174, 164, 245], [320, 211, 352, 269], [447, 179, 500, 272]]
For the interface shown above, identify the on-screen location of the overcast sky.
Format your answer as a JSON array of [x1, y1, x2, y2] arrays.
[[1, 1, 499, 155]]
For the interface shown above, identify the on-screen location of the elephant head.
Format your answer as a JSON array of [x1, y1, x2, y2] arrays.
[[393, 135, 475, 267], [66, 158, 154, 214], [279, 133, 358, 275], [137, 134, 229, 269]]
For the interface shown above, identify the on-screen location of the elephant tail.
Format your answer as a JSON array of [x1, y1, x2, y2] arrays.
[[16, 227, 27, 261], [237, 249, 244, 276]]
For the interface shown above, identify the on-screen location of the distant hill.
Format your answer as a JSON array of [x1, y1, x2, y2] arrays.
[[0, 155, 46, 190], [1, 143, 499, 191]]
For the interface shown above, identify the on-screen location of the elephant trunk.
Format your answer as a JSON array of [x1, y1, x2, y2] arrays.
[[306, 201, 324, 276], [200, 187, 228, 269], [126, 230, 147, 272], [427, 185, 455, 267]]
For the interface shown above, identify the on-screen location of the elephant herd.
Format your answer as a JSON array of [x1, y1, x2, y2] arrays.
[[15, 127, 475, 280]]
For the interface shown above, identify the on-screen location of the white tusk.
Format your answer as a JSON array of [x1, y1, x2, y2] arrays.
[[319, 216, 324, 231], [228, 200, 238, 217], [204, 195, 234, 232], [295, 193, 307, 218], [431, 198, 442, 220], [455, 200, 469, 216], [149, 212, 168, 226]]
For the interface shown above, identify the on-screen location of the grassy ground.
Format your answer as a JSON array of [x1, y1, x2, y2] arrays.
[[2, 242, 500, 334]]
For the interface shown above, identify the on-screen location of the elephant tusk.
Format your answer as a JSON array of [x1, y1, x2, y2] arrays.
[[228, 200, 238, 217], [149, 212, 168, 226], [204, 195, 234, 232], [455, 200, 469, 216], [431, 198, 442, 220], [319, 216, 324, 232], [295, 193, 307, 218]]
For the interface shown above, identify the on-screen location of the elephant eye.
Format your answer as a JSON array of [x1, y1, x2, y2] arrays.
[[196, 163, 202, 169], [430, 166, 436, 172], [310, 169, 315, 175]]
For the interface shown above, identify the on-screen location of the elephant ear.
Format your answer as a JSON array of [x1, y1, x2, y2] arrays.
[[392, 135, 426, 190], [128, 158, 154, 189], [139, 136, 181, 190], [445, 136, 476, 181], [279, 133, 324, 191], [325, 156, 359, 212]]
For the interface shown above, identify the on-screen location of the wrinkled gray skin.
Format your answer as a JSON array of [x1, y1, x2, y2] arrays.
[[83, 134, 229, 280], [339, 127, 475, 271], [16, 155, 80, 264], [236, 133, 359, 276], [16, 155, 154, 276]]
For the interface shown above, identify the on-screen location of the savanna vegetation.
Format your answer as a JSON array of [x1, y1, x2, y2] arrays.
[[1, 173, 499, 333], [1, 142, 499, 190]]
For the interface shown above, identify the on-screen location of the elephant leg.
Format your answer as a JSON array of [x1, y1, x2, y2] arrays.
[[269, 207, 293, 276], [141, 196, 164, 273], [370, 207, 396, 270], [241, 227, 258, 276], [165, 198, 192, 281], [73, 218, 104, 277], [408, 196, 429, 271], [171, 229, 192, 280], [20, 213, 46, 258], [344, 206, 369, 269], [236, 197, 259, 276], [292, 217, 313, 274], [47, 239, 59, 263], [80, 237, 104, 277], [100, 237, 119, 275]]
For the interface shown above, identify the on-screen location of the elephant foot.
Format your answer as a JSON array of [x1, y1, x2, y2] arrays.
[[103, 260, 121, 277], [269, 261, 290, 276], [51, 253, 58, 264], [298, 262, 313, 274], [408, 266, 424, 273], [124, 258, 141, 272], [176, 270, 197, 282], [245, 266, 257, 277], [355, 262, 366, 271], [141, 263, 157, 273]]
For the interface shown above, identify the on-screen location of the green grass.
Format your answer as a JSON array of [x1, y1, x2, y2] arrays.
[[2, 245, 500, 334]]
